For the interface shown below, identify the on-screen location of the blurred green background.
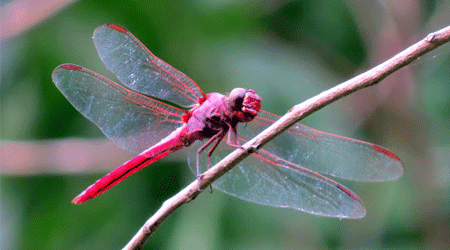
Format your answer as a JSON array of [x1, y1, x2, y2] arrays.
[[2, 0, 450, 249]]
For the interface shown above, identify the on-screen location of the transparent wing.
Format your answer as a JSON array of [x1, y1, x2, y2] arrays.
[[52, 64, 186, 154], [189, 140, 366, 218], [187, 110, 403, 218], [244, 111, 404, 181], [92, 24, 205, 107]]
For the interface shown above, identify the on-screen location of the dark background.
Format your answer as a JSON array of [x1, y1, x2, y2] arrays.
[[2, 0, 450, 249]]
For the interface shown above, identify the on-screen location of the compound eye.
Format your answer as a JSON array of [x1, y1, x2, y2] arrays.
[[227, 88, 247, 111], [229, 87, 246, 100]]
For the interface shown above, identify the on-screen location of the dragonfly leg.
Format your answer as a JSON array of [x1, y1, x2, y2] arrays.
[[206, 130, 227, 168], [195, 128, 227, 191], [226, 125, 242, 149], [226, 123, 258, 154]]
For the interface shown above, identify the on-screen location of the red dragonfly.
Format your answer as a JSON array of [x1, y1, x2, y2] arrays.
[[52, 24, 403, 218]]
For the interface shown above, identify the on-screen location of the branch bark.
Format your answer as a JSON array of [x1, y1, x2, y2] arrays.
[[123, 25, 450, 250]]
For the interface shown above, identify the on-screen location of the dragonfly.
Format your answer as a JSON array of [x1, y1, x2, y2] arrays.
[[52, 24, 403, 218]]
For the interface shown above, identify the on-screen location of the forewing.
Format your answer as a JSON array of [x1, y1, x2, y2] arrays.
[[243, 111, 404, 181], [52, 64, 186, 154], [92, 24, 205, 107]]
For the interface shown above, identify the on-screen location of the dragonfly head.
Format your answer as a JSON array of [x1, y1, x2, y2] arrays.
[[228, 88, 262, 123]]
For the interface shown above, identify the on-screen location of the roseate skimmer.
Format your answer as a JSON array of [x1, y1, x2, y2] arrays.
[[52, 24, 403, 218]]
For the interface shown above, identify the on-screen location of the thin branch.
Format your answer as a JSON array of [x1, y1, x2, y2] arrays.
[[123, 25, 450, 250]]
